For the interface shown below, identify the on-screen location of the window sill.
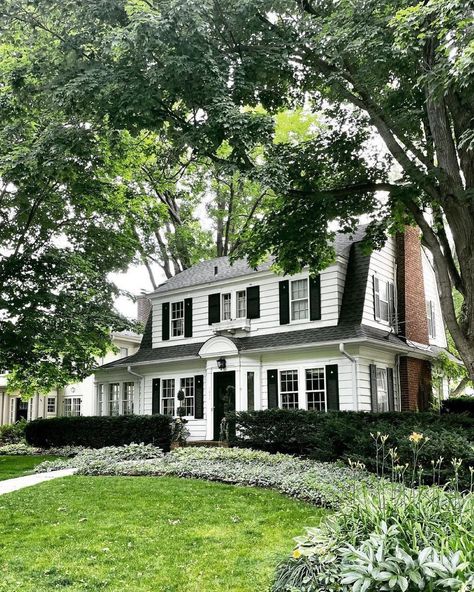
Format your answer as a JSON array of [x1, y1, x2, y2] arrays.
[[212, 319, 251, 334]]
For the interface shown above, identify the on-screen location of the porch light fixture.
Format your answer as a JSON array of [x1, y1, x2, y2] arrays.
[[217, 357, 226, 370]]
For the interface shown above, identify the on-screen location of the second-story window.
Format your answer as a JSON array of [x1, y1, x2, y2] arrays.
[[427, 300, 436, 338], [236, 290, 246, 318], [290, 279, 309, 321], [374, 276, 395, 324], [222, 293, 232, 321], [171, 301, 184, 336]]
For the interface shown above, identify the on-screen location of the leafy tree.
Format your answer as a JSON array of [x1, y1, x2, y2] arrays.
[[3, 0, 474, 381]]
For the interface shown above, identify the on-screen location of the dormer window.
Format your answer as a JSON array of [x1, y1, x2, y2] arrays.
[[171, 301, 184, 336], [290, 279, 309, 321], [222, 293, 232, 321]]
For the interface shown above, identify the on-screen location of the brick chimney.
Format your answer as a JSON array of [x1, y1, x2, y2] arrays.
[[396, 227, 432, 411], [136, 293, 152, 325]]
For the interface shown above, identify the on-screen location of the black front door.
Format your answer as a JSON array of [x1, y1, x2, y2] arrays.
[[213, 371, 235, 440], [16, 398, 28, 420]]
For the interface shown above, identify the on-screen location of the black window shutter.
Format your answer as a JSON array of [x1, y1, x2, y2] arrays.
[[369, 364, 378, 412], [162, 303, 170, 341], [310, 275, 321, 321], [326, 365, 340, 410], [279, 280, 290, 325], [208, 293, 220, 325], [152, 378, 161, 414], [184, 298, 193, 337], [373, 276, 380, 320], [194, 375, 204, 419], [267, 369, 279, 408], [246, 286, 260, 319], [387, 367, 395, 412]]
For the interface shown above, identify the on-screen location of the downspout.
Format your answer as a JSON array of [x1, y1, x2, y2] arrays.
[[339, 343, 359, 411], [127, 366, 145, 415]]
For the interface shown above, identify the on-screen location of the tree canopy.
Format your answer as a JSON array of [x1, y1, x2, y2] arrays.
[[1, 0, 474, 387]]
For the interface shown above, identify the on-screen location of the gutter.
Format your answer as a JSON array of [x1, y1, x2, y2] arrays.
[[339, 343, 359, 411], [127, 366, 145, 415]]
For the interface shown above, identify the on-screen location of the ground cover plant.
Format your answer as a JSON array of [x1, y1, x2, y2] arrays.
[[35, 444, 375, 509], [273, 433, 474, 592], [0, 475, 325, 592], [0, 455, 59, 481], [0, 419, 27, 445]]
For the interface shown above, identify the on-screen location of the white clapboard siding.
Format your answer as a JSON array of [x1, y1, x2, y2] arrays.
[[151, 261, 346, 348], [362, 236, 396, 329], [422, 251, 447, 348]]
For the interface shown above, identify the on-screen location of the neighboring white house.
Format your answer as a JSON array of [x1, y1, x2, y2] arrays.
[[0, 332, 141, 426], [95, 226, 452, 442]]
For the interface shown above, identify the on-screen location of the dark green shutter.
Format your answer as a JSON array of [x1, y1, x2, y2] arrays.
[[279, 280, 290, 325], [208, 293, 220, 325], [152, 378, 161, 414], [246, 286, 260, 319], [369, 364, 378, 412], [387, 367, 395, 412], [162, 303, 170, 341], [310, 275, 321, 321], [247, 372, 255, 411], [184, 298, 193, 337], [194, 375, 204, 419], [326, 365, 339, 410], [267, 369, 278, 408]]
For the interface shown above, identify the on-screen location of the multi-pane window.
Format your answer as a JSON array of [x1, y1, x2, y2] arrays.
[[306, 368, 326, 411], [180, 377, 195, 416], [376, 368, 389, 412], [47, 397, 56, 414], [109, 383, 120, 416], [280, 370, 299, 409], [171, 301, 184, 337], [64, 397, 81, 417], [9, 398, 15, 423], [290, 279, 309, 321], [222, 293, 232, 321], [162, 379, 175, 416], [236, 291, 246, 318], [97, 384, 105, 416], [427, 300, 436, 338], [123, 382, 134, 415], [374, 277, 395, 324]]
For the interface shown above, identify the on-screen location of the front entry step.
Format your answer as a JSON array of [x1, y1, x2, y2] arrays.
[[185, 440, 227, 448]]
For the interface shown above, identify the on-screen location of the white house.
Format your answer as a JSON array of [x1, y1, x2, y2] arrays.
[[95, 226, 451, 442], [0, 331, 141, 426]]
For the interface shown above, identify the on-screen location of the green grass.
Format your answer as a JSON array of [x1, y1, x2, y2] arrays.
[[0, 476, 325, 592], [0, 455, 58, 481]]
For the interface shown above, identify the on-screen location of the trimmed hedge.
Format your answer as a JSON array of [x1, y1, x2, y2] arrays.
[[442, 396, 474, 416], [25, 415, 172, 451], [228, 410, 474, 487]]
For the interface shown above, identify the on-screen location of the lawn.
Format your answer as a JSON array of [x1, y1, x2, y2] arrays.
[[0, 475, 325, 592], [0, 455, 58, 481]]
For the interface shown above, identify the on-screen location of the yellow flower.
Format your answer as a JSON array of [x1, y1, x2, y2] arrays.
[[292, 549, 302, 559], [408, 432, 424, 444]]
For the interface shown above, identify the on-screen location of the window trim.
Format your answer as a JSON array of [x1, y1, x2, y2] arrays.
[[170, 300, 185, 338], [64, 396, 82, 417], [222, 293, 232, 321], [305, 367, 327, 411], [236, 290, 247, 319], [290, 278, 309, 322], [162, 378, 176, 416], [180, 376, 195, 417], [47, 397, 56, 414], [280, 369, 299, 409]]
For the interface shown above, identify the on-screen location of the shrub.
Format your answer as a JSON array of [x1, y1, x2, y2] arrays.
[[0, 419, 27, 445], [228, 410, 474, 487], [25, 414, 172, 450], [35, 445, 376, 509], [0, 442, 41, 455], [273, 434, 474, 592], [442, 396, 474, 416]]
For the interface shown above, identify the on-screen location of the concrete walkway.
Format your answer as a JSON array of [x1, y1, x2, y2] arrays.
[[0, 469, 77, 495]]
